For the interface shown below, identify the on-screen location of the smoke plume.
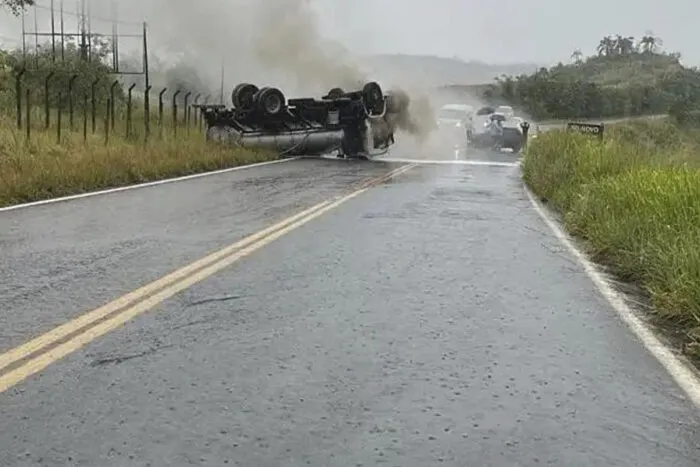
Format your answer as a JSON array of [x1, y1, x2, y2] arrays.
[[144, 0, 436, 141]]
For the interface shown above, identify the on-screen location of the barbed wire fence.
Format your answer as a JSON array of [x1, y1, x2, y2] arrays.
[[10, 0, 216, 145]]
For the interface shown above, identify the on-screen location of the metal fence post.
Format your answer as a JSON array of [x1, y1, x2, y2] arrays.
[[173, 90, 181, 136], [158, 87, 167, 130], [110, 80, 119, 129], [193, 93, 201, 127], [45, 71, 55, 129], [83, 93, 88, 141], [127, 83, 135, 138], [68, 74, 78, 130], [25, 88, 31, 142], [57, 91, 62, 143], [184, 91, 191, 127], [144, 85, 152, 141], [105, 97, 110, 145], [202, 95, 210, 128], [15, 67, 26, 129], [91, 78, 99, 133]]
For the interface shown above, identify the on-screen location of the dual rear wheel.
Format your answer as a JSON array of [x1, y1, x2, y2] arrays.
[[232, 83, 286, 117]]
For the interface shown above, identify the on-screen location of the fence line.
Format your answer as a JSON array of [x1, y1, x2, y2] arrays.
[[13, 69, 213, 144]]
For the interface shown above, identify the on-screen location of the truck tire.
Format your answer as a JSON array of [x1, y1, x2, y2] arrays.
[[362, 81, 384, 115], [509, 137, 523, 153], [254, 87, 286, 117], [232, 83, 258, 111], [327, 87, 344, 99]]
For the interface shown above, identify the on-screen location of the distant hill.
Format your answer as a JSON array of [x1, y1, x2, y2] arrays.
[[480, 33, 699, 120], [361, 53, 544, 88], [550, 52, 684, 88]]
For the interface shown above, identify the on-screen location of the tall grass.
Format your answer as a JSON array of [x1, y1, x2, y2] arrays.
[[0, 102, 276, 207], [522, 120, 700, 359]]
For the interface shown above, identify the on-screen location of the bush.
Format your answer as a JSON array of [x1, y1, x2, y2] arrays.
[[523, 122, 700, 358]]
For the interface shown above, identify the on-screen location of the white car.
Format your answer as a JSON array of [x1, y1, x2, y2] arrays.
[[437, 104, 474, 129], [495, 105, 515, 117]]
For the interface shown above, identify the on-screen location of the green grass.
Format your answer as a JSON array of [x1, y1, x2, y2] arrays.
[[0, 103, 277, 207], [522, 120, 700, 359]]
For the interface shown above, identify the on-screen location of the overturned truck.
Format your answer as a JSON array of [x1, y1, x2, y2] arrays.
[[201, 82, 409, 160]]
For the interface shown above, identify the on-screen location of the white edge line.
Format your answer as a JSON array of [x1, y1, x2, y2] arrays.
[[524, 185, 700, 408], [0, 157, 301, 213]]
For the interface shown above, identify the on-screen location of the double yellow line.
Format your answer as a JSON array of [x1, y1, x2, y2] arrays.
[[0, 163, 417, 394]]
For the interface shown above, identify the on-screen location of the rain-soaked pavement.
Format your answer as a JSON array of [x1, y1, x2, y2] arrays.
[[0, 139, 699, 466]]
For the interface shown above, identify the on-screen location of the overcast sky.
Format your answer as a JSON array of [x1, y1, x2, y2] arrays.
[[313, 0, 700, 65], [0, 0, 697, 87]]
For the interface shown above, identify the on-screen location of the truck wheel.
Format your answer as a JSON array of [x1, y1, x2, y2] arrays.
[[362, 81, 384, 115], [232, 83, 258, 111], [254, 87, 286, 117], [510, 138, 523, 153], [327, 87, 344, 99]]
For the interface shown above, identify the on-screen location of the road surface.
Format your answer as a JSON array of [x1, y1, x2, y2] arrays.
[[0, 140, 698, 466]]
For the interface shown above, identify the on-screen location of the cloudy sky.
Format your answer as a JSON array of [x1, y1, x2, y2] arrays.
[[1, 0, 695, 62], [313, 0, 698, 64], [0, 0, 696, 91]]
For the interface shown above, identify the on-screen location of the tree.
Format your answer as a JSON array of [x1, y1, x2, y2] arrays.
[[571, 49, 583, 64], [640, 31, 662, 53], [2, 36, 124, 112], [597, 36, 616, 56], [2, 0, 34, 15], [614, 35, 635, 55]]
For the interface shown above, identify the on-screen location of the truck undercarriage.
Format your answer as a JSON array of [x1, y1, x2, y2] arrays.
[[200, 82, 408, 160]]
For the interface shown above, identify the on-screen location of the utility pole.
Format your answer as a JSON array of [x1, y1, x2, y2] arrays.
[[77, 0, 87, 60], [33, 4, 38, 64], [50, 0, 56, 61], [87, 0, 92, 61], [220, 59, 225, 105], [20, 7, 26, 60], [142, 22, 149, 89], [60, 0, 64, 61], [111, 1, 120, 72]]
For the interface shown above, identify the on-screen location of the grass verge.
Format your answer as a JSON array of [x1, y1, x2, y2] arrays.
[[0, 112, 278, 208], [522, 119, 700, 362]]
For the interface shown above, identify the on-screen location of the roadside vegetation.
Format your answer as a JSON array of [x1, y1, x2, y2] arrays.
[[501, 32, 700, 363], [484, 33, 700, 123], [0, 3, 273, 208], [523, 116, 700, 363]]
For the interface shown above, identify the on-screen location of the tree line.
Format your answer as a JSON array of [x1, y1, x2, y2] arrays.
[[483, 33, 700, 124]]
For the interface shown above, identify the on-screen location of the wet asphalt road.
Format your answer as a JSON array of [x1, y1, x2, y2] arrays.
[[0, 143, 699, 466]]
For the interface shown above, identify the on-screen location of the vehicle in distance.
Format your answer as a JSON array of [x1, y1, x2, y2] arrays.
[[200, 81, 409, 160], [436, 104, 474, 146], [495, 105, 515, 117], [437, 104, 474, 128], [467, 106, 530, 153]]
